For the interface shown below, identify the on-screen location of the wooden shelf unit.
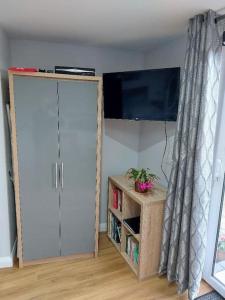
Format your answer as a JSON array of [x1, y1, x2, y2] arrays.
[[107, 175, 166, 280]]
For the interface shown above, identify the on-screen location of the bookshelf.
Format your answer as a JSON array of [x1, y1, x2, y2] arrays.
[[107, 175, 166, 280]]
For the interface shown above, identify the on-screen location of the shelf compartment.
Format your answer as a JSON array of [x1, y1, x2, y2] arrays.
[[108, 180, 123, 217], [122, 222, 140, 242], [121, 226, 139, 275], [123, 194, 141, 220], [108, 211, 122, 249]]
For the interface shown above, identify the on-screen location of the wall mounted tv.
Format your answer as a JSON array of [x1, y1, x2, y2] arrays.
[[103, 67, 180, 121]]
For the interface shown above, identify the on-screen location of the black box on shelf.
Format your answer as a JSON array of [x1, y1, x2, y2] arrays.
[[55, 66, 95, 76]]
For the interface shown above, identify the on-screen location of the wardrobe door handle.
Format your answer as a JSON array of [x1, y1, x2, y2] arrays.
[[55, 162, 58, 189], [61, 162, 64, 190]]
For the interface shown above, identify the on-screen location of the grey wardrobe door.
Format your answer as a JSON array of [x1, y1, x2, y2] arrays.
[[59, 80, 98, 256], [14, 76, 60, 261]]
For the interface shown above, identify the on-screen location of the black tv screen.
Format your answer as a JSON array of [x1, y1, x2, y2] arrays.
[[103, 67, 180, 121]]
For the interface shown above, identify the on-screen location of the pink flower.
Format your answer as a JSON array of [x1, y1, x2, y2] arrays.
[[138, 181, 154, 191]]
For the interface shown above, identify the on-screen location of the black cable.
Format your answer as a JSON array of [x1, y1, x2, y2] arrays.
[[161, 121, 169, 184]]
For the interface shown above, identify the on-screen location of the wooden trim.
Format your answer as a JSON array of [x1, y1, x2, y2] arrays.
[[23, 252, 94, 267], [8, 71, 101, 82], [8, 73, 24, 268], [9, 72, 103, 267], [95, 78, 103, 257]]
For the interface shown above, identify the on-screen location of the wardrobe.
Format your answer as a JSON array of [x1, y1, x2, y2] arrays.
[[9, 72, 102, 267]]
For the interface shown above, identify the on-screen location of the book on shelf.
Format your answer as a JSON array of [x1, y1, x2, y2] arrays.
[[123, 216, 140, 234], [113, 189, 118, 209], [125, 235, 139, 265], [112, 188, 122, 212], [109, 212, 121, 244]]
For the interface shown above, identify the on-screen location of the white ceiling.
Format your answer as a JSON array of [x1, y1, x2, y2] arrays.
[[0, 0, 224, 50]]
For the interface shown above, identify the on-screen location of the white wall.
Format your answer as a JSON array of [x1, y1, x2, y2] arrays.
[[10, 38, 144, 226], [10, 39, 144, 74], [138, 121, 177, 186], [102, 120, 140, 226], [144, 35, 187, 69], [0, 28, 16, 267], [138, 35, 187, 187]]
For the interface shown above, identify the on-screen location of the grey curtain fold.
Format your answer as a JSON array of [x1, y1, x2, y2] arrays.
[[159, 10, 224, 300]]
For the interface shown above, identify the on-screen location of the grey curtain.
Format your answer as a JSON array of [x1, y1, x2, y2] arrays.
[[159, 10, 224, 300]]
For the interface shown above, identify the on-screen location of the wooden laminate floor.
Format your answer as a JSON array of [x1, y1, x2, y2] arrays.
[[0, 233, 212, 300]]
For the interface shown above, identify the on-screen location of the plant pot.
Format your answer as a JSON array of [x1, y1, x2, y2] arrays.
[[135, 181, 153, 193]]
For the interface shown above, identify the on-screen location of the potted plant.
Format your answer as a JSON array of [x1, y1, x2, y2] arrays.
[[126, 168, 159, 193], [216, 234, 225, 262]]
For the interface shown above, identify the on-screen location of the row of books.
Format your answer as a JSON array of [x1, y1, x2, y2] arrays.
[[109, 213, 121, 244], [125, 235, 139, 265], [112, 188, 122, 212]]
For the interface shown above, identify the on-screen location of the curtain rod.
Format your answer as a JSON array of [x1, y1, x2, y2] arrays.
[[215, 14, 225, 23]]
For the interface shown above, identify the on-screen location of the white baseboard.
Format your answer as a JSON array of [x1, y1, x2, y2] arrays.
[[99, 222, 107, 232], [0, 239, 17, 269]]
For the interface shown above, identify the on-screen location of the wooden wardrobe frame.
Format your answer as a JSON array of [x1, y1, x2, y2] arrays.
[[8, 71, 103, 268]]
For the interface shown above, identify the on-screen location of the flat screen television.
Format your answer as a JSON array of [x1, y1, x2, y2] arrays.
[[103, 67, 180, 121]]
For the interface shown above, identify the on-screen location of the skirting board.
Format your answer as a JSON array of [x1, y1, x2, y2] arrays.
[[0, 239, 17, 268], [100, 222, 107, 232]]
